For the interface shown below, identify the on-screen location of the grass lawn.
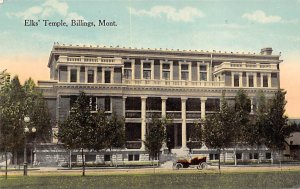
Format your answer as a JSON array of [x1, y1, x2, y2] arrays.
[[1, 171, 300, 189]]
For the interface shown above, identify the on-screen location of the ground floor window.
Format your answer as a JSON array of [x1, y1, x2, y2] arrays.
[[249, 153, 259, 159], [104, 154, 111, 161], [128, 154, 140, 161], [209, 153, 219, 160], [71, 155, 77, 162], [236, 153, 242, 160], [266, 152, 271, 159], [85, 155, 96, 162]]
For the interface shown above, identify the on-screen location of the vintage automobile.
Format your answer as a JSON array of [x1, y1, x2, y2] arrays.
[[173, 156, 208, 170]]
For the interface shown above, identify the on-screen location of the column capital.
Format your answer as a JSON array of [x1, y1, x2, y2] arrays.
[[141, 96, 148, 100], [200, 97, 207, 101], [161, 96, 168, 100], [122, 96, 127, 99], [181, 97, 188, 101]]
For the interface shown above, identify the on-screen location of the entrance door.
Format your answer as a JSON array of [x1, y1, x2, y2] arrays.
[[166, 123, 182, 149]]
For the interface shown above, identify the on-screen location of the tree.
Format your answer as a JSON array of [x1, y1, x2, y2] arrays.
[[263, 90, 291, 162], [187, 121, 202, 153], [232, 90, 251, 165], [59, 92, 94, 176], [23, 78, 52, 143], [0, 69, 10, 86], [0, 76, 51, 178], [203, 97, 234, 171], [103, 113, 125, 166], [144, 116, 168, 163], [243, 91, 267, 163], [0, 76, 26, 166]]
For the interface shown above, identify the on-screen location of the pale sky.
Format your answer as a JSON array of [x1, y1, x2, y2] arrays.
[[0, 0, 299, 117]]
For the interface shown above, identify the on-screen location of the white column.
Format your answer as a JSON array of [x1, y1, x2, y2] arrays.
[[201, 97, 207, 120], [170, 62, 173, 80], [161, 97, 167, 117], [151, 61, 154, 80], [268, 73, 271, 88], [239, 72, 243, 87], [85, 67, 88, 83], [122, 96, 127, 117], [246, 72, 249, 87], [111, 67, 114, 83], [67, 67, 70, 83], [250, 97, 254, 114], [77, 67, 80, 83], [231, 72, 235, 87], [132, 61, 135, 80], [254, 73, 257, 87], [181, 97, 187, 149], [102, 67, 105, 83], [141, 96, 147, 150], [94, 67, 97, 83], [188, 64, 192, 81]]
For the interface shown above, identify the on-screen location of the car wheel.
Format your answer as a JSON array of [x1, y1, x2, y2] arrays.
[[201, 162, 208, 169], [175, 163, 183, 170], [197, 163, 203, 170]]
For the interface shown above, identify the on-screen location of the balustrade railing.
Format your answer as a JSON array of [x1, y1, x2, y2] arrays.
[[146, 111, 162, 118], [166, 111, 182, 119], [125, 111, 141, 118], [126, 141, 142, 149], [123, 79, 224, 87], [186, 111, 201, 119]]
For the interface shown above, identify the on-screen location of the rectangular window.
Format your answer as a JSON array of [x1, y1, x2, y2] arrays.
[[70, 69, 77, 82], [234, 74, 239, 87], [124, 62, 132, 79], [87, 70, 94, 83], [181, 64, 189, 80], [128, 154, 140, 161], [85, 155, 96, 162], [104, 154, 111, 161], [209, 153, 219, 160], [105, 71, 111, 83], [143, 62, 151, 79], [266, 153, 271, 159], [71, 155, 77, 162], [248, 75, 254, 87], [162, 63, 170, 80], [199, 65, 207, 81], [90, 96, 97, 111], [236, 153, 242, 160], [105, 97, 111, 112], [263, 75, 268, 87]]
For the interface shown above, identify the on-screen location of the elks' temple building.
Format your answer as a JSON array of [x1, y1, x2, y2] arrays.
[[37, 43, 281, 165]]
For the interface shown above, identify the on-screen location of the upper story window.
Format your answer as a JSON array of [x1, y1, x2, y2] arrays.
[[87, 70, 94, 83], [263, 75, 268, 87], [248, 75, 254, 87], [199, 65, 207, 81], [234, 74, 239, 87], [105, 70, 111, 83], [70, 96, 97, 111], [143, 62, 151, 80], [124, 62, 132, 79], [105, 96, 111, 112], [181, 64, 189, 80], [70, 69, 77, 82], [162, 63, 170, 80]]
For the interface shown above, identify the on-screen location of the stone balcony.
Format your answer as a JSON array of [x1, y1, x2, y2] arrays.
[[214, 62, 278, 74], [57, 56, 123, 66]]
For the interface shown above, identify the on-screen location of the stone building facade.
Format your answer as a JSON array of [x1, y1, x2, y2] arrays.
[[37, 44, 282, 165]]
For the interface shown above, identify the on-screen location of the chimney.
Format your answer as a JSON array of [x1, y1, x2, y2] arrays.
[[260, 47, 273, 55]]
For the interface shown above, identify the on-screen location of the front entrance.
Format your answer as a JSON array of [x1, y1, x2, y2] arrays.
[[166, 123, 182, 149]]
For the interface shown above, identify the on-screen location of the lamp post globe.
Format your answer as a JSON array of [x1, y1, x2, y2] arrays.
[[24, 116, 30, 123], [32, 127, 36, 133]]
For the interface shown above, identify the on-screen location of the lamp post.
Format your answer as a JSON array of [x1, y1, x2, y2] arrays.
[[23, 116, 36, 176]]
